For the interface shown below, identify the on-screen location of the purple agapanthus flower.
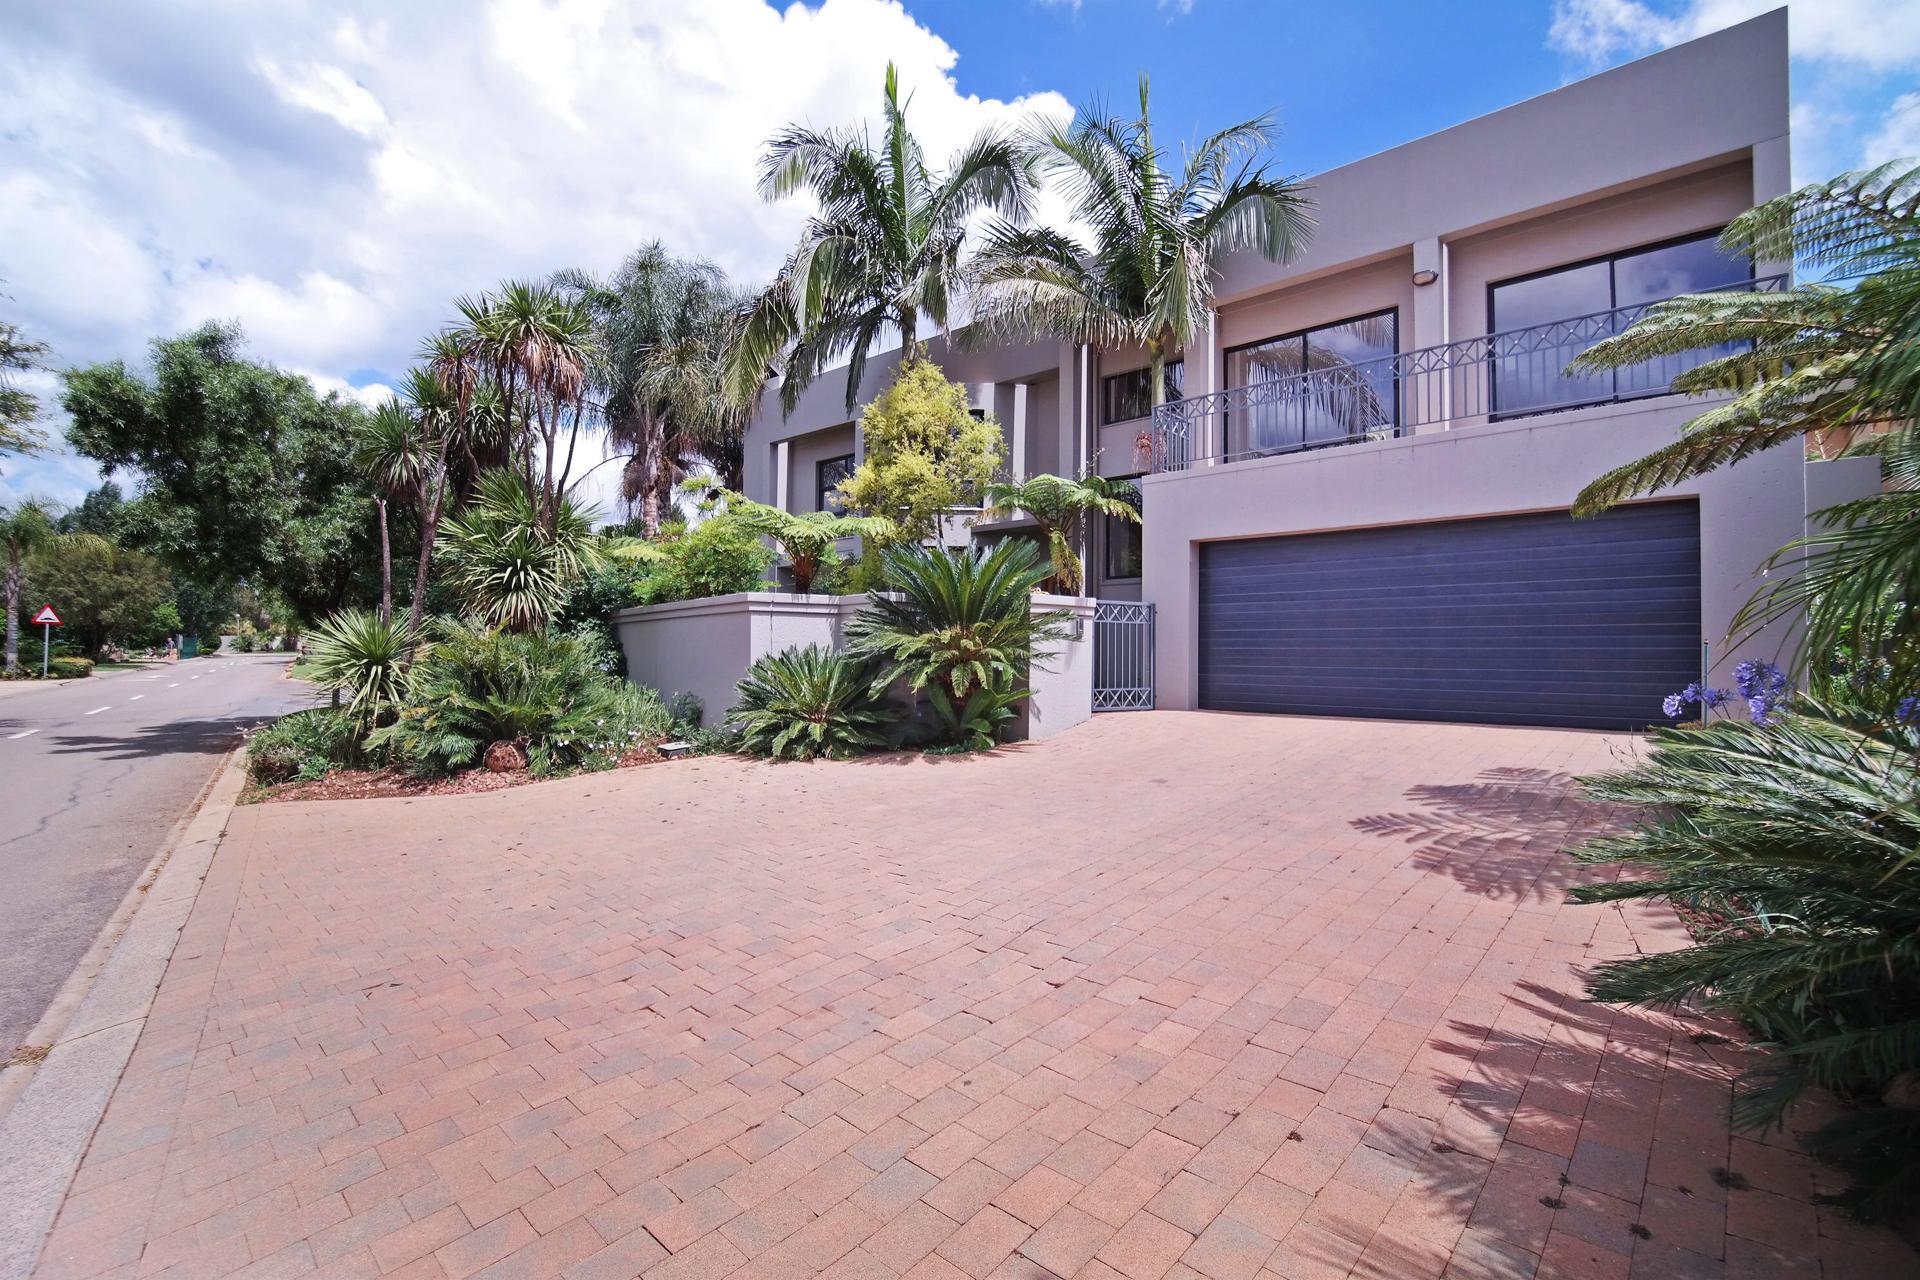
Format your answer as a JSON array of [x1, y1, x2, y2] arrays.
[[1896, 695, 1919, 724], [1661, 681, 1733, 721]]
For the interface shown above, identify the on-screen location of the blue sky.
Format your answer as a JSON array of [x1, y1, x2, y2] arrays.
[[3, 0, 1917, 513]]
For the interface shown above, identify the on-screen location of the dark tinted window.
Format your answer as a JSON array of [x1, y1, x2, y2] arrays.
[[1101, 361, 1184, 425], [1225, 310, 1398, 454], [1104, 485, 1143, 581], [816, 453, 855, 514]]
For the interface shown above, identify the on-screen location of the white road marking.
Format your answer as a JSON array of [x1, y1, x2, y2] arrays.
[[167, 683, 179, 688], [7, 729, 37, 740], [128, 695, 144, 701], [86, 706, 110, 716]]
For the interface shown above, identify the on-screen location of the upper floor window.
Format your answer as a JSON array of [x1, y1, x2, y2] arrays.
[[816, 453, 855, 514], [1101, 362, 1183, 425], [1488, 229, 1752, 417], [1225, 309, 1399, 455]]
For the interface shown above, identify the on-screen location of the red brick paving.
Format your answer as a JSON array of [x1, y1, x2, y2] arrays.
[[30, 712, 1918, 1279]]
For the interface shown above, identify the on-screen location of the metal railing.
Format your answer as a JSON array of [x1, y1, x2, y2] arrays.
[[1092, 600, 1155, 711], [1151, 275, 1784, 473]]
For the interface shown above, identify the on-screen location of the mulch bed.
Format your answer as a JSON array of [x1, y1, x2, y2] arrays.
[[244, 744, 665, 804]]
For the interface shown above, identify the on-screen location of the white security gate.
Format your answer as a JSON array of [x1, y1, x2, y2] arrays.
[[1092, 601, 1155, 711]]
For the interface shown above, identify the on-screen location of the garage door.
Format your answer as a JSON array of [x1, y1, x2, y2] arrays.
[[1198, 501, 1700, 730]]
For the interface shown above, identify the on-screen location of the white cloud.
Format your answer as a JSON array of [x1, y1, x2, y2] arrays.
[[0, 0, 1074, 509], [1866, 91, 1920, 167], [1549, 0, 1920, 179]]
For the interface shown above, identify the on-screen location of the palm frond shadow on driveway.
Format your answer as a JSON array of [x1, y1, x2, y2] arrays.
[[1350, 766, 1633, 904]]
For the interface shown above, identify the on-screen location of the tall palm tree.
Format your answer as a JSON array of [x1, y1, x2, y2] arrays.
[[564, 247, 748, 536], [728, 63, 1038, 414], [352, 399, 431, 625], [968, 77, 1314, 419], [1569, 160, 1920, 698], [452, 281, 595, 532], [2, 498, 55, 669], [981, 472, 1139, 594]]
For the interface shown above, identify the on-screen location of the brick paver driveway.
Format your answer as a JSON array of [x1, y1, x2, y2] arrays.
[[33, 713, 1914, 1280]]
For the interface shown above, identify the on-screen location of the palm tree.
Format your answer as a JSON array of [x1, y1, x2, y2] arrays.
[[728, 63, 1038, 414], [968, 77, 1314, 420], [438, 469, 632, 632], [453, 281, 595, 532], [981, 472, 1139, 594], [1569, 160, 1920, 698], [2, 498, 55, 669], [564, 247, 749, 536]]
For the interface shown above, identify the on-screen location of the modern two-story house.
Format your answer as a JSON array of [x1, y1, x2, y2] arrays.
[[739, 9, 1873, 732]]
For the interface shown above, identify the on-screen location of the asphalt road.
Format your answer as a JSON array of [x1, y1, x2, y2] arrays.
[[0, 654, 315, 1052]]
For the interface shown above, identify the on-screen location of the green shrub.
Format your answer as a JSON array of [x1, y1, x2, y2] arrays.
[[47, 656, 93, 679], [247, 708, 363, 784], [369, 621, 672, 776], [730, 645, 893, 761], [636, 515, 773, 604], [1570, 697, 1920, 1220]]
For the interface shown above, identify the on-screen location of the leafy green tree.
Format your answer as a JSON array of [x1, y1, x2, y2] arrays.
[[24, 534, 172, 656], [563, 246, 749, 534], [61, 322, 381, 623], [729, 63, 1037, 413], [982, 473, 1139, 594], [969, 77, 1313, 415], [1572, 161, 1920, 700], [0, 306, 49, 468], [634, 512, 774, 604], [57, 483, 125, 540], [2, 499, 57, 669], [836, 359, 1004, 546]]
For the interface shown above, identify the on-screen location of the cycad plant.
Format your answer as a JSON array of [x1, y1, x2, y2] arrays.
[[302, 608, 413, 726], [848, 540, 1070, 747], [715, 492, 895, 593], [1568, 698, 1920, 1218], [1571, 160, 1920, 702], [967, 76, 1313, 419], [730, 644, 893, 761], [981, 473, 1139, 594], [728, 63, 1037, 413]]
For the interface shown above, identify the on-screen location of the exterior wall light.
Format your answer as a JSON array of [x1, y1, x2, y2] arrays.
[[1411, 268, 1440, 286]]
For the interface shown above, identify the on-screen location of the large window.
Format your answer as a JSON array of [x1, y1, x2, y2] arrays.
[[816, 453, 855, 514], [1489, 229, 1751, 416], [1101, 362, 1183, 425], [1103, 484, 1143, 581], [1224, 309, 1398, 456]]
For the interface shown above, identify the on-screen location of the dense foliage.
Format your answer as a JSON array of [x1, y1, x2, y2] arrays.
[[247, 708, 367, 784], [24, 534, 173, 655], [62, 322, 382, 622], [730, 645, 893, 761], [634, 514, 773, 604], [0, 308, 49, 466], [368, 622, 671, 776], [835, 359, 1004, 546], [1568, 162, 1920, 1221], [981, 473, 1138, 594], [711, 492, 894, 593]]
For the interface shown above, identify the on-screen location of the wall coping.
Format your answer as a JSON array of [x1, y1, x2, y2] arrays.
[[615, 591, 864, 624]]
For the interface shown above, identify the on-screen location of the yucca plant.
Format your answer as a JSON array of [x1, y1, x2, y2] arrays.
[[302, 608, 413, 726], [981, 473, 1138, 594], [1568, 697, 1920, 1218], [729, 644, 893, 761], [847, 540, 1070, 747]]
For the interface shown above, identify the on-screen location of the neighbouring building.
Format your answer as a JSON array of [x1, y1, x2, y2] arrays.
[[737, 9, 1875, 732]]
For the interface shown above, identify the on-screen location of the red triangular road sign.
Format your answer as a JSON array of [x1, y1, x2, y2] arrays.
[[32, 604, 60, 626]]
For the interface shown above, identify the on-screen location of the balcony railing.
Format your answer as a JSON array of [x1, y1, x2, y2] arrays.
[[1150, 275, 1784, 473]]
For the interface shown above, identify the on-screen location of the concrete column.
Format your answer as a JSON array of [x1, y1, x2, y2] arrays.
[[772, 440, 790, 511], [1010, 383, 1029, 482], [1752, 135, 1793, 281], [1182, 311, 1219, 465], [1411, 237, 1450, 432]]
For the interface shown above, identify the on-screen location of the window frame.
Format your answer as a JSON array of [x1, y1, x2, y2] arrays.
[[1485, 227, 1753, 419], [1099, 361, 1185, 427], [1222, 306, 1402, 451], [815, 452, 856, 515], [1101, 479, 1144, 583]]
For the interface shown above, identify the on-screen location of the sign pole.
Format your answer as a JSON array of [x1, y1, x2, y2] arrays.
[[41, 621, 49, 678]]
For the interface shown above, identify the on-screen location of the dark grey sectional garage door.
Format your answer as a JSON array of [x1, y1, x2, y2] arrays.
[[1198, 501, 1700, 730]]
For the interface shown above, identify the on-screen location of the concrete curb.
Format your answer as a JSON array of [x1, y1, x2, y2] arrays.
[[0, 748, 250, 1280]]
